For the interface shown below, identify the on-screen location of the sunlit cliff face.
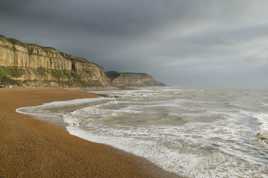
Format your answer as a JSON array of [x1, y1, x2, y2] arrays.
[[0, 35, 110, 87]]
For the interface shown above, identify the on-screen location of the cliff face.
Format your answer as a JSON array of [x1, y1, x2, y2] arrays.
[[106, 71, 164, 87], [0, 35, 110, 87], [0, 35, 165, 88]]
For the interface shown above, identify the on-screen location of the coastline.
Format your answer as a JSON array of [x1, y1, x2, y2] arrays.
[[0, 88, 180, 178]]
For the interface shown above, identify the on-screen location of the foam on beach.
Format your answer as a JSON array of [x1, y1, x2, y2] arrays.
[[16, 87, 268, 178], [253, 113, 268, 140], [255, 113, 268, 133]]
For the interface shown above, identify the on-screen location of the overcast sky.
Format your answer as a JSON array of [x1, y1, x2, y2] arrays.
[[1, 0, 268, 88]]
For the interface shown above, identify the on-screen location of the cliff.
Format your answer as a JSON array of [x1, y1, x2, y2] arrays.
[[106, 71, 164, 87], [0, 35, 110, 87], [0, 34, 164, 88]]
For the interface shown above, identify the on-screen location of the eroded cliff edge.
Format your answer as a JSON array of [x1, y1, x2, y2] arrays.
[[0, 35, 110, 87]]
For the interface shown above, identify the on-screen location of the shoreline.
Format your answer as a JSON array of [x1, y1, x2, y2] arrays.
[[0, 88, 181, 178]]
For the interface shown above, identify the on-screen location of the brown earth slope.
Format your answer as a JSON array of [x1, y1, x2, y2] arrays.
[[0, 88, 179, 178]]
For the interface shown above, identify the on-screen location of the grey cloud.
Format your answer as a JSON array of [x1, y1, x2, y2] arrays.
[[1, 0, 268, 88]]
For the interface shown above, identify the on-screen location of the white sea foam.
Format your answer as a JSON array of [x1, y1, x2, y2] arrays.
[[17, 97, 110, 113], [37, 97, 110, 108], [237, 110, 268, 136], [16, 88, 268, 178], [253, 113, 268, 134], [16, 97, 112, 124]]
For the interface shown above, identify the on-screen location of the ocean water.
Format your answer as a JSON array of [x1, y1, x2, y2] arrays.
[[17, 87, 268, 178]]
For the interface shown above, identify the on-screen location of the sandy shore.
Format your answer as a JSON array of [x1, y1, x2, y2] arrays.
[[0, 88, 180, 178]]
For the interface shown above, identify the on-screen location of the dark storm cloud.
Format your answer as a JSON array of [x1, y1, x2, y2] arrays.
[[1, 0, 268, 88], [0, 0, 203, 36]]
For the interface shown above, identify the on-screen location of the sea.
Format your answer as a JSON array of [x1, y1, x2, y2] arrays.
[[17, 87, 268, 178]]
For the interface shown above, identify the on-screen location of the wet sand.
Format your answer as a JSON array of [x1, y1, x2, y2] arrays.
[[0, 88, 181, 178]]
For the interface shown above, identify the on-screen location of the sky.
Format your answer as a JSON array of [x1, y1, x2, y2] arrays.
[[1, 0, 268, 88]]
